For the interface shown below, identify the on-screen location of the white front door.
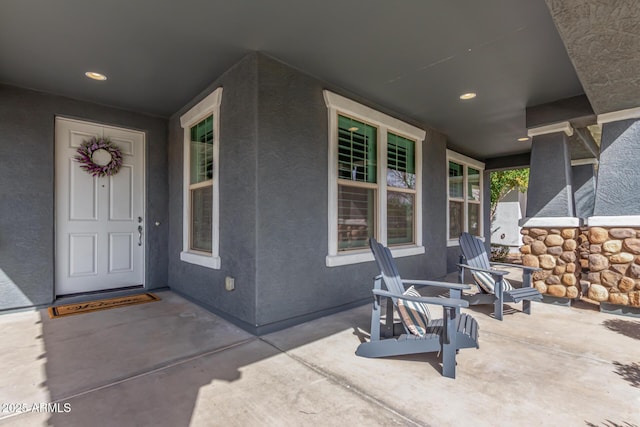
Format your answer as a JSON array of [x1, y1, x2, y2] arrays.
[[55, 118, 145, 295]]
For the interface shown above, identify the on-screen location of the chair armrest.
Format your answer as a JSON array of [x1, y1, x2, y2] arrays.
[[489, 262, 541, 272], [373, 289, 469, 308], [457, 264, 509, 276], [401, 279, 471, 291]]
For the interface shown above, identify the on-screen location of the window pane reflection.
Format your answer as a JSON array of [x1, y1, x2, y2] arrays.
[[338, 185, 375, 250], [449, 161, 463, 198], [191, 186, 212, 252], [468, 167, 480, 201], [449, 200, 464, 239], [387, 192, 414, 245]]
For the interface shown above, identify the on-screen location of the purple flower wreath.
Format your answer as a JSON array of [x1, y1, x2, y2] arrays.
[[74, 137, 123, 177]]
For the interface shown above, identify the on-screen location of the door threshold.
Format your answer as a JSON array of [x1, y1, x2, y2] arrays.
[[53, 285, 146, 306]]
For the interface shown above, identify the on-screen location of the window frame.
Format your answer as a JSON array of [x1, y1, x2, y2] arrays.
[[324, 90, 426, 267], [446, 149, 485, 247], [179, 87, 223, 269]]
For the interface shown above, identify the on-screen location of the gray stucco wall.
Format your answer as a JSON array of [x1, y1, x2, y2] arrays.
[[167, 54, 259, 329], [526, 132, 574, 218], [0, 84, 168, 311], [254, 55, 450, 330], [256, 56, 446, 332], [167, 53, 452, 333], [593, 119, 640, 216]]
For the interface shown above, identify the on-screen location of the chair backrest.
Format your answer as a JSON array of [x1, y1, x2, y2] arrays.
[[459, 232, 491, 270], [369, 238, 405, 297]]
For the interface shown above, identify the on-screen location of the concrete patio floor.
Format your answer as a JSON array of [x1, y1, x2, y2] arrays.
[[1, 271, 639, 426]]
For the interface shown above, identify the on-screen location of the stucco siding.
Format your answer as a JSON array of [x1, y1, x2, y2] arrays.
[[0, 84, 168, 311]]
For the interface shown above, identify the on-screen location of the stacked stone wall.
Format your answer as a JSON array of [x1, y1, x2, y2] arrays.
[[581, 227, 640, 307], [519, 228, 580, 299]]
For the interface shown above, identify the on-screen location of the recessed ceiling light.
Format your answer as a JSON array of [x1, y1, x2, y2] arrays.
[[459, 92, 476, 100], [348, 126, 359, 132], [85, 71, 107, 81], [518, 137, 530, 142]]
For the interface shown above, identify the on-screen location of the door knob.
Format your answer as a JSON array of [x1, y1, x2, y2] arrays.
[[137, 225, 143, 246]]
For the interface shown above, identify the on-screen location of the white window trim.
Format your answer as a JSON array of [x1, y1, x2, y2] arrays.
[[179, 87, 223, 269], [446, 149, 485, 247], [323, 90, 426, 267]]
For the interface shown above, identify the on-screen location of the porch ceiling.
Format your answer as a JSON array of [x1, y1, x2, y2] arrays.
[[0, 1, 636, 159]]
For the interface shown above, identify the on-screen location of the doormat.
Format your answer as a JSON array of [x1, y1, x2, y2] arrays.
[[48, 293, 160, 318]]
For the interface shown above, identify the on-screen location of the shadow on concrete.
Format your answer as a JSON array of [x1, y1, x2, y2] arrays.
[[35, 292, 287, 426], [266, 301, 448, 376], [613, 361, 640, 389], [585, 420, 639, 427], [466, 303, 520, 319], [350, 326, 443, 373], [603, 319, 640, 340]]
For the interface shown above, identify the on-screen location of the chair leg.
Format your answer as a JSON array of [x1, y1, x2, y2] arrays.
[[370, 295, 381, 342], [384, 297, 395, 338], [441, 307, 457, 378], [522, 270, 533, 315], [494, 279, 504, 321], [450, 288, 462, 318], [494, 298, 503, 321]]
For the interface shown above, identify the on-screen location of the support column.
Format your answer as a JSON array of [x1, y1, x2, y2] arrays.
[[593, 113, 640, 216], [519, 122, 581, 301], [585, 108, 640, 312], [525, 127, 574, 219]]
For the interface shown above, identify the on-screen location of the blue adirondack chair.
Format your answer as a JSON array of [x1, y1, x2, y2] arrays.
[[457, 232, 543, 321], [356, 238, 479, 379]]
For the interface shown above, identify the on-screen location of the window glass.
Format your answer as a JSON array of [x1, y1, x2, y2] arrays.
[[449, 200, 464, 239], [468, 203, 480, 236], [387, 133, 415, 189], [338, 115, 377, 183], [468, 167, 480, 201], [190, 115, 214, 184], [338, 185, 375, 250], [387, 192, 414, 245], [191, 186, 212, 252], [448, 161, 463, 198]]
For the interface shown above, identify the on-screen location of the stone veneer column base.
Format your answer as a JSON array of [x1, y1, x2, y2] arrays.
[[581, 227, 640, 307], [520, 227, 580, 299]]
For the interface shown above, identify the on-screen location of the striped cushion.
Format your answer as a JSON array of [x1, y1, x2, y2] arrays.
[[397, 286, 431, 336], [472, 271, 513, 294]]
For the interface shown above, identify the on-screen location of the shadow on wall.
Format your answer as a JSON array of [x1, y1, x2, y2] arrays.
[[0, 267, 35, 309]]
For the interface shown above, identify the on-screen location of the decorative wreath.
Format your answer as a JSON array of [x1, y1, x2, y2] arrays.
[[74, 137, 123, 177]]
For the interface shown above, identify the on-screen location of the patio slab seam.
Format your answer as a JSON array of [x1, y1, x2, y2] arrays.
[[259, 337, 427, 427]]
